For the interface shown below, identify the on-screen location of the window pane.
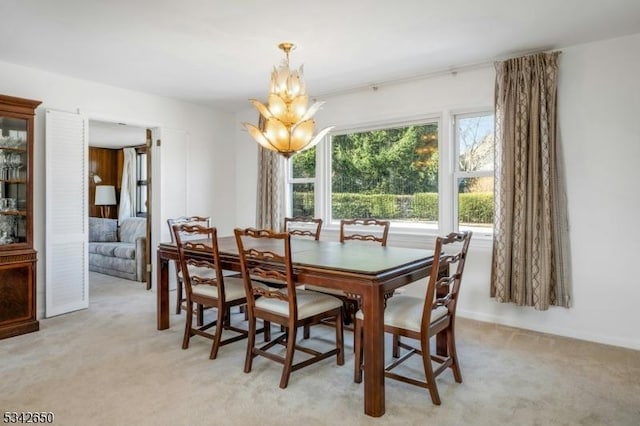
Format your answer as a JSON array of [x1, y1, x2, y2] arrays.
[[291, 183, 314, 217], [137, 184, 147, 216], [135, 152, 147, 216], [292, 147, 315, 178], [137, 153, 147, 180], [457, 176, 493, 230], [331, 124, 438, 225], [457, 115, 494, 172]]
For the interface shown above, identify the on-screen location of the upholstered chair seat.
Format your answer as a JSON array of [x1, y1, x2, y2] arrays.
[[192, 276, 247, 302], [355, 296, 448, 333], [256, 289, 343, 319]]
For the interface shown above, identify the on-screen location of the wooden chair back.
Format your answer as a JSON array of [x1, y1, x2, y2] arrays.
[[172, 224, 225, 301], [284, 216, 323, 240], [339, 218, 390, 246], [234, 227, 344, 389], [234, 228, 297, 317], [422, 231, 472, 330], [167, 216, 210, 243], [167, 216, 212, 316], [173, 224, 250, 360], [353, 230, 472, 402]]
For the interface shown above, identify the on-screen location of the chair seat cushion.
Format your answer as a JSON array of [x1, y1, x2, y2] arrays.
[[355, 295, 448, 333], [256, 289, 342, 320], [191, 276, 247, 302]]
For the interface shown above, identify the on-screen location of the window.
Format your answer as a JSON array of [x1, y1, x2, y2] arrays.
[[330, 122, 439, 228], [135, 150, 147, 217], [454, 112, 494, 233], [284, 111, 494, 238]]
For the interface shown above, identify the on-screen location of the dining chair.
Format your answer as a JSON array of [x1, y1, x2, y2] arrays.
[[339, 218, 390, 246], [284, 216, 323, 240], [234, 227, 344, 389], [353, 231, 472, 405], [307, 218, 391, 326], [284, 217, 323, 338], [167, 215, 210, 318], [173, 223, 250, 359]]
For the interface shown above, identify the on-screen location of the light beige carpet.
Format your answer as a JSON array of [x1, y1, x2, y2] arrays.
[[1, 272, 638, 426]]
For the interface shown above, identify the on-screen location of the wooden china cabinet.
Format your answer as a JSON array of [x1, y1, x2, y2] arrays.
[[0, 95, 41, 340]]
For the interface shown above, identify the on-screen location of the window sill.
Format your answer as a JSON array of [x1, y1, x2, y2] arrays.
[[320, 224, 493, 250]]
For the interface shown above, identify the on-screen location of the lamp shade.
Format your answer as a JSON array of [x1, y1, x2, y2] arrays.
[[95, 185, 116, 206]]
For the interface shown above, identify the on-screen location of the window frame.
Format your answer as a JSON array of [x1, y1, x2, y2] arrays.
[[452, 110, 495, 237], [322, 116, 443, 232], [135, 149, 148, 218], [286, 148, 317, 219]]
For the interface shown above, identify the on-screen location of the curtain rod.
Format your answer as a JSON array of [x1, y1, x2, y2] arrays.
[[315, 48, 561, 99]]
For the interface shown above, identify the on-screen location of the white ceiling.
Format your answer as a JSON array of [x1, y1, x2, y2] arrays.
[[2, 0, 640, 113]]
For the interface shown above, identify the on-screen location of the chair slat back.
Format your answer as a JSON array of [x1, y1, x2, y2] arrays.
[[167, 216, 211, 243], [234, 228, 296, 315], [422, 231, 472, 329], [340, 218, 390, 246], [284, 217, 323, 240], [173, 224, 225, 299]]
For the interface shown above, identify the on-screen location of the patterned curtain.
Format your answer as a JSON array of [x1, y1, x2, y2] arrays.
[[491, 52, 571, 310], [256, 145, 285, 232]]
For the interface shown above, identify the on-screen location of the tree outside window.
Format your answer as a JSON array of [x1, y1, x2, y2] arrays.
[[290, 147, 316, 217], [330, 123, 439, 225]]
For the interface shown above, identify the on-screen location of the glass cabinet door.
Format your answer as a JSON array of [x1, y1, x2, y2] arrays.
[[0, 116, 28, 246]]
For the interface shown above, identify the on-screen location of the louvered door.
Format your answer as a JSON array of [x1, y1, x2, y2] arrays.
[[45, 109, 89, 317]]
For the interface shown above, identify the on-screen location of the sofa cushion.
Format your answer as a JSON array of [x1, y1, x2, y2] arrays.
[[119, 217, 146, 243], [89, 242, 136, 260], [89, 217, 118, 242]]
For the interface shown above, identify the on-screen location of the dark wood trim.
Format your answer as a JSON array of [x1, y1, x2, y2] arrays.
[[88, 147, 120, 219], [145, 129, 152, 288]]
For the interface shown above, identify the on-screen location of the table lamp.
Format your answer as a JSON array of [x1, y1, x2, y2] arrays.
[[95, 185, 116, 218]]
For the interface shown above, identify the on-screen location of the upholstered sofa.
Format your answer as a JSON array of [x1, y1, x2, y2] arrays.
[[88, 217, 147, 282]]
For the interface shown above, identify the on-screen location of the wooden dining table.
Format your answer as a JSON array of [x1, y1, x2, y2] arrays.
[[156, 236, 443, 417]]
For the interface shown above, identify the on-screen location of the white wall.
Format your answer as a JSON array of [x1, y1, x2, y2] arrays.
[[0, 60, 237, 317], [235, 33, 640, 350]]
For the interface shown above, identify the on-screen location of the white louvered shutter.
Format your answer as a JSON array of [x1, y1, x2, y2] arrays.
[[45, 109, 89, 317]]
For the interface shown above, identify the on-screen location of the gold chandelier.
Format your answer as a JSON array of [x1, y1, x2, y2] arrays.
[[243, 42, 333, 158]]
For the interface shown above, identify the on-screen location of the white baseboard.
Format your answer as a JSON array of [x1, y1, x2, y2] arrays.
[[457, 309, 640, 351]]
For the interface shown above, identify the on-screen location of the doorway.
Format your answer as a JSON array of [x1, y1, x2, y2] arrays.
[[88, 120, 152, 290]]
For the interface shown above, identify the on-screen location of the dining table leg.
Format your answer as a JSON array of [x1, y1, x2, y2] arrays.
[[157, 252, 170, 330], [362, 284, 386, 417]]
